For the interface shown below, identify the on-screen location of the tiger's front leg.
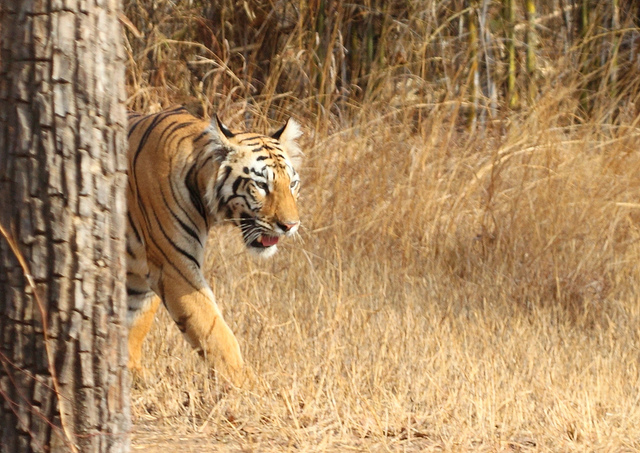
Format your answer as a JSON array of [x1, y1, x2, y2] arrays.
[[159, 268, 245, 385], [127, 292, 162, 373]]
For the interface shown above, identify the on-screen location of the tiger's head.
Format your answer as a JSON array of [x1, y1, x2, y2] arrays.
[[208, 116, 303, 258]]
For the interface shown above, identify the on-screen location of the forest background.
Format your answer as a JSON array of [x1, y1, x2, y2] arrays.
[[122, 1, 640, 451]]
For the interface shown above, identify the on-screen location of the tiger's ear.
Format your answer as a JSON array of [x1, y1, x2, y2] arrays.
[[213, 114, 235, 140], [272, 118, 301, 142], [272, 118, 303, 170], [210, 114, 236, 161]]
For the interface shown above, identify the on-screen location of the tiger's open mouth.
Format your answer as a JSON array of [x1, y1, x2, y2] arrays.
[[240, 218, 280, 252], [248, 234, 279, 249]]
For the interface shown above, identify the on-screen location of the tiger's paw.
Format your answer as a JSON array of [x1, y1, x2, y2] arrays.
[[127, 353, 143, 376], [212, 362, 254, 391]]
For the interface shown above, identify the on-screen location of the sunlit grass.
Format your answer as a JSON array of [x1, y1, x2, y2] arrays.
[[125, 1, 640, 450], [131, 90, 640, 451]]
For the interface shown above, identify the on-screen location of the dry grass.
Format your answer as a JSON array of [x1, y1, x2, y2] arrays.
[[123, 2, 640, 450], [129, 90, 640, 451]]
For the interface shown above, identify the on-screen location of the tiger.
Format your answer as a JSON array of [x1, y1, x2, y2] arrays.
[[125, 106, 302, 384]]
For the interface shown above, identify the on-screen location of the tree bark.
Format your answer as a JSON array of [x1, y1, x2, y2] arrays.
[[0, 0, 130, 452]]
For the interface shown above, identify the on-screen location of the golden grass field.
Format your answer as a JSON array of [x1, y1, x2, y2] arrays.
[[122, 2, 640, 450], [128, 89, 640, 451]]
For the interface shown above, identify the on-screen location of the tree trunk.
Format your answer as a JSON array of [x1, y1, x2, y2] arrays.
[[0, 0, 130, 451]]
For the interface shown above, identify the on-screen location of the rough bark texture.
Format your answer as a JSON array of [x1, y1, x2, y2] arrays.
[[0, 0, 130, 452]]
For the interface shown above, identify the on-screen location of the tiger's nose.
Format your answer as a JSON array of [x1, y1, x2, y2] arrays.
[[278, 220, 299, 232]]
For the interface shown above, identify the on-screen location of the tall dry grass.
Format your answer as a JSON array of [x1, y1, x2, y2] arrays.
[[124, 1, 640, 451]]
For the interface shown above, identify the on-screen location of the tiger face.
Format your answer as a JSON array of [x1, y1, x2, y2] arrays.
[[210, 116, 303, 257]]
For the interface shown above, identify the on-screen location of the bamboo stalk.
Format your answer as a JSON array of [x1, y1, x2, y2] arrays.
[[468, 0, 479, 129], [525, 0, 537, 104], [480, 0, 497, 118], [609, 0, 620, 95], [580, 0, 590, 40], [504, 0, 518, 109], [579, 0, 592, 115]]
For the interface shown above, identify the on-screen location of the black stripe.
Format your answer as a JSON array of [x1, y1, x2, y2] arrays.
[[174, 134, 193, 151], [167, 105, 188, 113], [159, 120, 193, 145], [250, 167, 266, 178], [197, 155, 214, 170], [127, 170, 136, 195], [167, 153, 204, 232], [224, 194, 253, 209], [159, 187, 203, 247], [132, 110, 188, 172], [168, 174, 202, 232], [246, 189, 259, 203], [238, 135, 262, 141], [232, 176, 249, 195], [127, 212, 142, 244], [131, 114, 168, 167], [128, 115, 147, 138], [126, 243, 136, 258], [158, 276, 167, 305], [132, 180, 200, 292], [127, 287, 149, 296], [215, 166, 233, 200], [193, 129, 209, 143], [128, 106, 187, 138], [185, 162, 209, 226], [150, 118, 182, 151], [145, 225, 201, 292], [239, 141, 262, 147], [151, 207, 201, 270], [175, 314, 191, 332], [128, 107, 193, 240]]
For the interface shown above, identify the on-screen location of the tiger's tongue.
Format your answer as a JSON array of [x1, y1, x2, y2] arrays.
[[261, 235, 279, 247]]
